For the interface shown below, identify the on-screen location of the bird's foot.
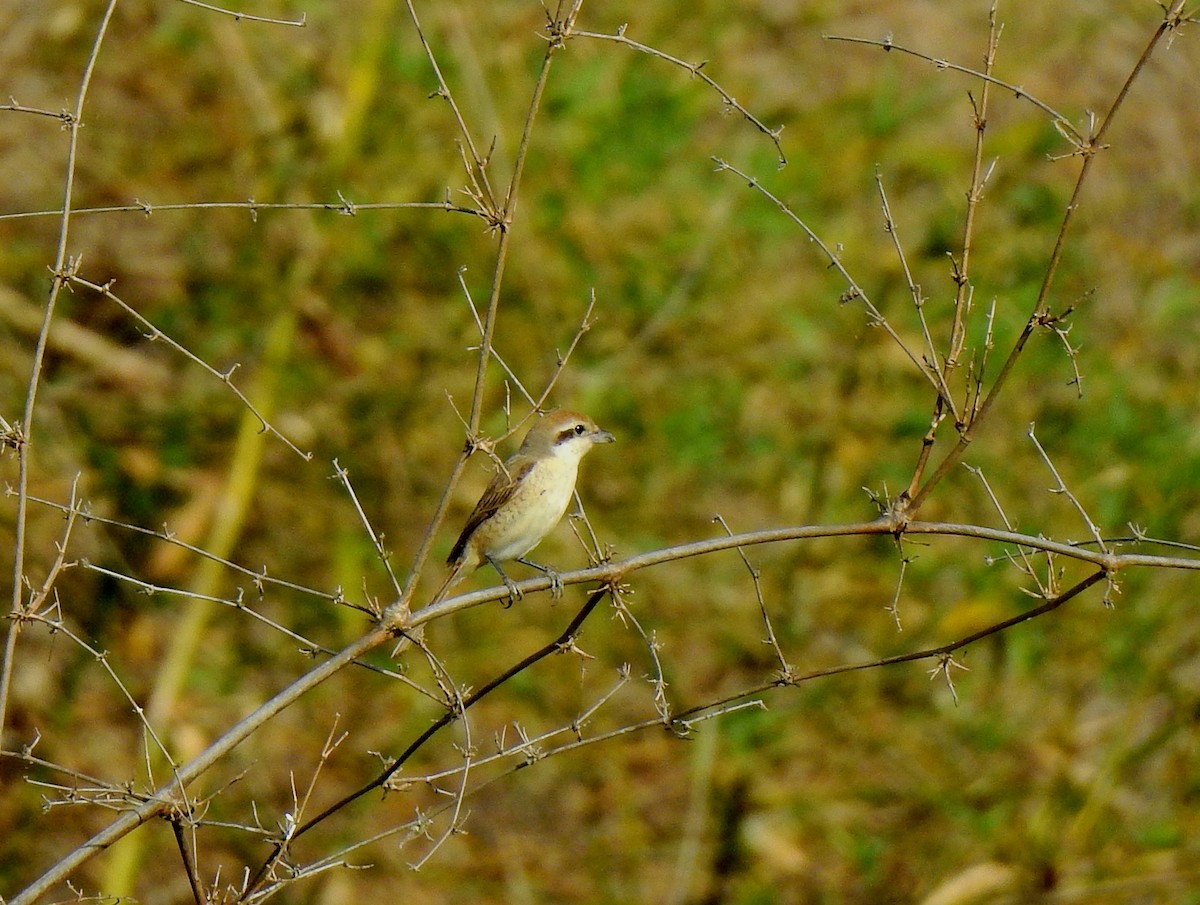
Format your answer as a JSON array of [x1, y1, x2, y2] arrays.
[[501, 575, 523, 608], [486, 555, 523, 608], [518, 557, 562, 599]]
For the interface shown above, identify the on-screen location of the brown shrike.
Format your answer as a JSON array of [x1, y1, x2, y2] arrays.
[[432, 410, 614, 604]]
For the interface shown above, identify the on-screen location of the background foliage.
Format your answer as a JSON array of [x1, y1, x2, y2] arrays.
[[2, 0, 1200, 902]]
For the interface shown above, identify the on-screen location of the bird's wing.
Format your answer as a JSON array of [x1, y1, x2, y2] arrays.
[[447, 459, 536, 565]]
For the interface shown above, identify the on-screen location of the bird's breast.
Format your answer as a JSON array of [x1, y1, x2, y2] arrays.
[[476, 457, 579, 561]]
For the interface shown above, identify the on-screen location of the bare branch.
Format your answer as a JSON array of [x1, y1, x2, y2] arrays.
[[1027, 423, 1107, 554], [713, 513, 790, 673], [173, 0, 306, 26], [0, 197, 484, 223], [68, 275, 311, 460], [2, 0, 120, 756], [573, 26, 786, 167], [713, 158, 949, 404], [823, 31, 1083, 147]]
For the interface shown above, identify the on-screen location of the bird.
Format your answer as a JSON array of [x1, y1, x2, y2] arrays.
[[431, 409, 615, 605]]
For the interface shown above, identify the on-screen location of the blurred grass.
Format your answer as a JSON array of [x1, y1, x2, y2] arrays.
[[2, 0, 1200, 903]]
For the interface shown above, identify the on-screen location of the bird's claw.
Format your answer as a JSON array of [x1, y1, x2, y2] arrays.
[[501, 577, 523, 608]]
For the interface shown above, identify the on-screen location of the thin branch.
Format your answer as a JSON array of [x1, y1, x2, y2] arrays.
[[288, 718, 350, 838], [22, 477, 83, 618], [964, 463, 1047, 595], [947, 5, 1002, 374], [886, 555, 909, 631], [671, 568, 1108, 725], [3, 738, 123, 793], [20, 611, 184, 799], [261, 689, 760, 893], [460, 277, 598, 445], [332, 460, 404, 599], [0, 198, 483, 223], [173, 0, 306, 27], [874, 167, 959, 422], [408, 669, 631, 785], [69, 275, 311, 460], [908, 2, 1188, 509], [610, 585, 671, 723], [713, 514, 789, 673], [823, 31, 1082, 147], [713, 157, 956, 404], [75, 560, 407, 681], [573, 26, 786, 167], [1027, 423, 1107, 553], [901, 7, 999, 501], [403, 0, 498, 214], [172, 818, 205, 905], [0, 100, 75, 123], [406, 669, 473, 870], [1, 0, 119, 755], [566, 489, 609, 569], [21, 492, 337, 602], [928, 653, 970, 704]]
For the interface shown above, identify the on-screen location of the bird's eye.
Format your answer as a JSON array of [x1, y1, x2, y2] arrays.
[[573, 423, 586, 435]]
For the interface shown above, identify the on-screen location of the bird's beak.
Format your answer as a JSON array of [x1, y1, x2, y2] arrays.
[[593, 428, 615, 444]]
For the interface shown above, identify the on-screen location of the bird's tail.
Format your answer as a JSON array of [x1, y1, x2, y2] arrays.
[[429, 556, 471, 605]]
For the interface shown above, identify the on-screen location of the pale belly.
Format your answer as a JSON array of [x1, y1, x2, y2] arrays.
[[486, 462, 576, 561]]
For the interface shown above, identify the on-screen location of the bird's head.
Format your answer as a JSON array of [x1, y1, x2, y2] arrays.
[[519, 409, 615, 461]]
